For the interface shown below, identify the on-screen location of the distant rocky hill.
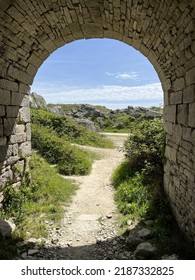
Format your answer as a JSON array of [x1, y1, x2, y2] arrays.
[[29, 92, 162, 132], [29, 92, 47, 110]]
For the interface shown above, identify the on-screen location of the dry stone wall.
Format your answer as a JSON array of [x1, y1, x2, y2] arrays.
[[0, 0, 195, 245]]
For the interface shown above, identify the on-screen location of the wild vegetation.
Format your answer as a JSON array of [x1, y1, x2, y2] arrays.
[[112, 117, 194, 258], [0, 153, 78, 258], [31, 109, 114, 176], [31, 109, 114, 148], [47, 103, 162, 133]]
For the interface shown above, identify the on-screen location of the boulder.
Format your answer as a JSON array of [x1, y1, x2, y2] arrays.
[[0, 218, 16, 238], [76, 119, 97, 133], [162, 254, 178, 260], [134, 242, 157, 259], [137, 228, 153, 238], [126, 231, 142, 247], [29, 92, 47, 110]]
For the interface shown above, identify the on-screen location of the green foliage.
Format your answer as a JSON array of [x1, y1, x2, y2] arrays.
[[31, 124, 93, 175], [1, 152, 78, 241], [1, 184, 33, 224], [124, 117, 165, 171], [31, 109, 114, 148], [113, 117, 168, 225], [111, 160, 136, 188], [115, 172, 151, 218]]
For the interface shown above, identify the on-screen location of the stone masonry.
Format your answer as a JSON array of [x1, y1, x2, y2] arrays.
[[0, 0, 195, 245]]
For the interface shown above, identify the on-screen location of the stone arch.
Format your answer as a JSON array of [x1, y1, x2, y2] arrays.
[[0, 0, 195, 244]]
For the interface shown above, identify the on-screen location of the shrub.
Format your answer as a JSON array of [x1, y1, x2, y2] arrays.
[[113, 117, 167, 223], [31, 109, 114, 148], [31, 124, 93, 175], [124, 117, 164, 173]]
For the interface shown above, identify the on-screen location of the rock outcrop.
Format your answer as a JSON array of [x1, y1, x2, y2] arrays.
[[29, 92, 47, 110]]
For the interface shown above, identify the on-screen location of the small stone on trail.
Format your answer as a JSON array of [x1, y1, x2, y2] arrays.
[[134, 242, 156, 259], [106, 214, 112, 219], [137, 228, 152, 238], [28, 249, 40, 256]]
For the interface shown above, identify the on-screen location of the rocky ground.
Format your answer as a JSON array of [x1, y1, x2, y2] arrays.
[[14, 134, 178, 260]]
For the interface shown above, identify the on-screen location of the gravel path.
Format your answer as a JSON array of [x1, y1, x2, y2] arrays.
[[35, 135, 133, 259]]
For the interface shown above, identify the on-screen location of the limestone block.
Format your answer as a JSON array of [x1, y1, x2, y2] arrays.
[[21, 95, 29, 107], [11, 92, 25, 106], [0, 79, 18, 91], [6, 156, 19, 165], [0, 147, 8, 163], [69, 23, 84, 39], [41, 39, 57, 53], [17, 133, 26, 143], [189, 103, 195, 128], [7, 5, 26, 24], [0, 89, 11, 105], [170, 91, 182, 104], [0, 125, 3, 137], [6, 106, 20, 118], [18, 69, 33, 85], [173, 124, 182, 144], [12, 144, 18, 156], [177, 104, 188, 126], [0, 137, 7, 146], [164, 105, 176, 123], [26, 123, 31, 141], [19, 141, 31, 157], [9, 134, 17, 144], [3, 118, 16, 136], [164, 121, 173, 135], [182, 127, 192, 142], [172, 77, 185, 91], [165, 145, 177, 163], [191, 129, 195, 145], [0, 106, 5, 117], [82, 23, 104, 38], [185, 67, 195, 86], [16, 125, 25, 134], [19, 107, 30, 123], [183, 85, 195, 103], [19, 83, 30, 94]]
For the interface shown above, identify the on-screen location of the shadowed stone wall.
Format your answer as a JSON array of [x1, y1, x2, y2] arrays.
[[0, 0, 194, 244]]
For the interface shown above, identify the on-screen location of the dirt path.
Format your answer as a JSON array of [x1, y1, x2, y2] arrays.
[[37, 134, 131, 259]]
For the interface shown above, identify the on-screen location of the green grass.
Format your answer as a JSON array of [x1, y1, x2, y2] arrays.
[[31, 124, 96, 175], [2, 152, 78, 240], [31, 109, 114, 148], [0, 152, 79, 258]]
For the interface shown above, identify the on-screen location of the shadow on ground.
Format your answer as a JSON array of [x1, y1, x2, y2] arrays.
[[1, 222, 195, 260]]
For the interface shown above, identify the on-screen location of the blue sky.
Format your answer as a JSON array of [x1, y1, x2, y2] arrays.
[[31, 39, 163, 109]]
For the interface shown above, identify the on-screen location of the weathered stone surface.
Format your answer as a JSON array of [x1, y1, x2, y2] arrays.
[[19, 107, 30, 123], [137, 228, 153, 238], [134, 242, 157, 259], [29, 92, 47, 110], [0, 218, 16, 238], [126, 231, 142, 247], [76, 119, 97, 133]]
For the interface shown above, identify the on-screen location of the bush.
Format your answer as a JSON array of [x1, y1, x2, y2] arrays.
[[124, 117, 164, 173], [113, 117, 167, 223], [31, 109, 114, 148], [31, 124, 93, 175]]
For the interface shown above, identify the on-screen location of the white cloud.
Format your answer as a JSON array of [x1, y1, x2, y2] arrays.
[[105, 71, 138, 80], [31, 82, 163, 108]]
